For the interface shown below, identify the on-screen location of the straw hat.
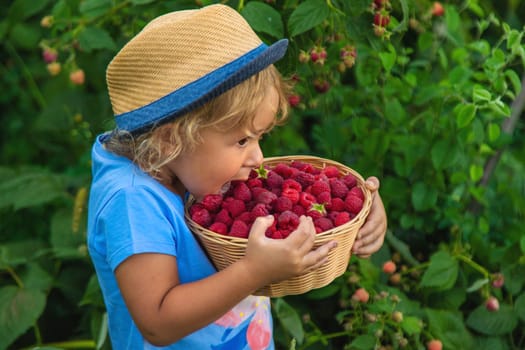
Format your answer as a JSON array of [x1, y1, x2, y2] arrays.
[[106, 4, 288, 133]]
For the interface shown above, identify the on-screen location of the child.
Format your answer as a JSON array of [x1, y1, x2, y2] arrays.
[[87, 4, 387, 349]]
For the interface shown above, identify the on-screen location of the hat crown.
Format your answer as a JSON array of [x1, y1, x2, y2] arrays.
[[107, 4, 263, 117]]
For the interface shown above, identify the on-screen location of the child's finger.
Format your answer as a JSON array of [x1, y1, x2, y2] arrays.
[[303, 240, 337, 270]]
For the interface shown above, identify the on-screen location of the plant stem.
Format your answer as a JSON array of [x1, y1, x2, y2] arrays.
[[6, 266, 24, 288], [455, 254, 489, 278]]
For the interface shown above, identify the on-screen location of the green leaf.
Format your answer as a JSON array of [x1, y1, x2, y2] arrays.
[[431, 139, 459, 170], [8, 0, 51, 21], [515, 293, 525, 322], [78, 26, 117, 52], [455, 103, 477, 128], [287, 0, 329, 37], [487, 123, 500, 142], [426, 309, 474, 349], [487, 99, 511, 117], [0, 169, 66, 210], [0, 286, 47, 350], [384, 98, 406, 124], [469, 164, 483, 182], [378, 44, 396, 73], [411, 182, 438, 211], [466, 278, 489, 293], [7, 22, 41, 50], [0, 240, 48, 268], [466, 304, 518, 336], [79, 0, 112, 19], [349, 334, 377, 350], [420, 251, 458, 290], [401, 316, 423, 335], [130, 0, 156, 4], [241, 2, 283, 39], [472, 85, 492, 103], [505, 69, 522, 96], [272, 298, 304, 344]]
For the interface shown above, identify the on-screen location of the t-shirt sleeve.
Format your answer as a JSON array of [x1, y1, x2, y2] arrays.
[[97, 186, 178, 271]]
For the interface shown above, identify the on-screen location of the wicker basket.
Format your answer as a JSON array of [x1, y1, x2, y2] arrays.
[[185, 155, 372, 297]]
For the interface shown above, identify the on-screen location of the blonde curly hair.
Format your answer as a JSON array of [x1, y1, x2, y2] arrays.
[[104, 65, 291, 179]]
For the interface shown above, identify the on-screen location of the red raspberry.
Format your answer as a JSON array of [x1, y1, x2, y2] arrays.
[[293, 171, 315, 188], [329, 178, 349, 199], [237, 212, 253, 225], [229, 220, 249, 238], [246, 177, 263, 188], [299, 191, 316, 209], [282, 178, 302, 192], [288, 94, 301, 107], [345, 194, 363, 214], [329, 197, 345, 212], [250, 203, 269, 220], [491, 273, 504, 288], [314, 217, 334, 232], [431, 2, 444, 17], [290, 160, 308, 170], [42, 48, 58, 63], [201, 194, 223, 213], [342, 174, 357, 188], [316, 191, 332, 205], [191, 208, 212, 227], [270, 230, 284, 239], [277, 210, 300, 230], [352, 287, 369, 303], [273, 163, 295, 178], [223, 198, 246, 218], [382, 260, 397, 274], [427, 339, 443, 350], [311, 180, 330, 196], [266, 171, 284, 189], [254, 189, 277, 206], [282, 187, 300, 204], [322, 165, 340, 178], [292, 204, 306, 217], [209, 222, 228, 235], [348, 186, 364, 200], [374, 12, 390, 27], [306, 208, 325, 220], [274, 196, 293, 213], [215, 208, 233, 226], [189, 202, 205, 216], [334, 211, 351, 226], [233, 181, 252, 202]]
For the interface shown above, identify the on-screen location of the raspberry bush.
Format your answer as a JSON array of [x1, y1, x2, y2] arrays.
[[1, 0, 525, 349]]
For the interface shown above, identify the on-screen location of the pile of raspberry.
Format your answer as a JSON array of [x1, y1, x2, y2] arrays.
[[189, 160, 365, 239]]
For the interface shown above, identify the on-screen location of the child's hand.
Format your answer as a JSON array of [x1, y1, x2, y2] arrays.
[[352, 176, 387, 258], [242, 215, 337, 286]]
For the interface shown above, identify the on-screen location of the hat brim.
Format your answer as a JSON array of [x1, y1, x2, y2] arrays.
[[115, 39, 289, 133]]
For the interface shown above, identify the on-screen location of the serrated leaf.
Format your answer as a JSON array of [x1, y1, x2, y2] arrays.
[[287, 0, 329, 37], [78, 26, 117, 52], [426, 309, 474, 349], [0, 240, 47, 268], [79, 0, 112, 19], [420, 251, 458, 290], [8, 0, 51, 21], [0, 286, 47, 350], [272, 298, 304, 344], [466, 304, 518, 336], [349, 334, 377, 350], [472, 85, 492, 103], [241, 2, 283, 39]]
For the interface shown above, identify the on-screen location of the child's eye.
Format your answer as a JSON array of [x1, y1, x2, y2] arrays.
[[237, 138, 249, 146]]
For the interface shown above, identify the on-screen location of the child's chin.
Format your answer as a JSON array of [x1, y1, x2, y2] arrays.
[[219, 182, 231, 195]]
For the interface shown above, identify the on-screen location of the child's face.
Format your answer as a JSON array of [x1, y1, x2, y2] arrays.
[[168, 86, 279, 200]]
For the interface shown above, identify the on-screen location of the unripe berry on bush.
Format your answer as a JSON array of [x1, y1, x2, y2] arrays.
[[374, 12, 390, 27], [352, 287, 370, 303], [40, 15, 54, 28], [392, 310, 403, 322], [313, 78, 330, 93], [298, 50, 310, 63], [389, 272, 401, 285], [491, 272, 504, 288], [42, 48, 58, 63], [431, 2, 445, 17], [309, 46, 327, 65], [70, 69, 85, 85], [46, 62, 61, 76], [382, 260, 397, 274], [427, 339, 443, 350], [485, 296, 500, 312]]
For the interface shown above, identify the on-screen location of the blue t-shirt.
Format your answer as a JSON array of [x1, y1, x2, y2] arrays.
[[87, 134, 274, 350]]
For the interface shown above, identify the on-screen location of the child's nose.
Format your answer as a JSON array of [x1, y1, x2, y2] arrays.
[[247, 143, 264, 168]]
